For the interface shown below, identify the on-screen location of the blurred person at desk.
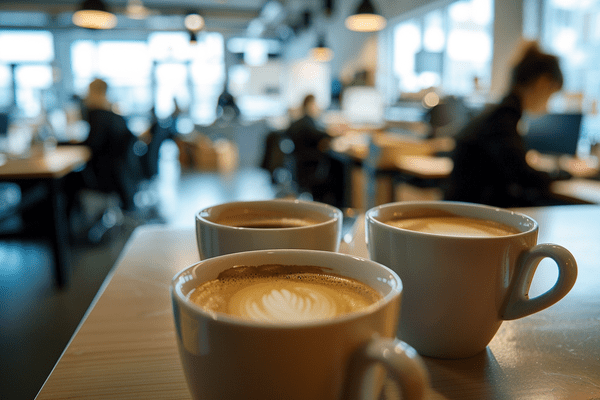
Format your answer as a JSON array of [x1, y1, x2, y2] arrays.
[[445, 42, 571, 208], [216, 85, 240, 124], [285, 94, 343, 207], [66, 78, 140, 217]]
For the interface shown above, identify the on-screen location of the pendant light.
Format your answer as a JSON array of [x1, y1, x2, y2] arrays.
[[184, 12, 205, 32], [72, 0, 117, 30], [126, 0, 150, 20], [345, 0, 386, 32], [311, 35, 333, 62]]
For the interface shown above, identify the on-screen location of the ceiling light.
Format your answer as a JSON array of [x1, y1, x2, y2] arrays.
[[345, 0, 386, 32], [72, 0, 117, 30], [311, 35, 333, 62], [126, 0, 150, 20], [184, 13, 205, 32]]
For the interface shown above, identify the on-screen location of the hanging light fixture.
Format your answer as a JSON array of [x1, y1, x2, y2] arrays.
[[189, 30, 198, 45], [345, 0, 386, 32], [311, 35, 333, 62], [184, 12, 205, 32], [72, 0, 117, 30], [126, 0, 150, 20]]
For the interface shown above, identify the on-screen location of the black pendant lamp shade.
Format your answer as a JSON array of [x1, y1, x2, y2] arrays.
[[345, 0, 386, 32], [311, 35, 333, 62], [189, 30, 198, 45], [72, 0, 117, 29]]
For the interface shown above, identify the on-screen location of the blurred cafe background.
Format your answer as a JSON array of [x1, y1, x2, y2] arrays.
[[2, 0, 600, 399]]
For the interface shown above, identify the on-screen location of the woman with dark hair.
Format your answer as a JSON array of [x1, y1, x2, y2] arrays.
[[444, 42, 568, 207]]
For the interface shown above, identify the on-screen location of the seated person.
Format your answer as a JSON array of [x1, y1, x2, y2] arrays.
[[70, 78, 140, 213], [216, 86, 240, 123], [444, 43, 568, 208], [285, 94, 343, 207]]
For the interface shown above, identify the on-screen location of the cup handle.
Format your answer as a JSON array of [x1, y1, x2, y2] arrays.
[[342, 337, 430, 400], [501, 244, 578, 320]]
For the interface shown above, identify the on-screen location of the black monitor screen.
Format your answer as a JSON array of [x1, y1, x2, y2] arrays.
[[523, 113, 583, 156]]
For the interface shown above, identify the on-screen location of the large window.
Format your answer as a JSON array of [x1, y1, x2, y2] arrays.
[[71, 39, 153, 116], [540, 0, 600, 145], [392, 0, 494, 97], [0, 30, 55, 117], [71, 31, 225, 125]]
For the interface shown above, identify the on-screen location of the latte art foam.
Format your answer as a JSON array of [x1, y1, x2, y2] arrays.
[[189, 265, 382, 323], [385, 215, 520, 237]]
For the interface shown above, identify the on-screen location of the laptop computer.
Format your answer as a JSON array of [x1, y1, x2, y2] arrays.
[[523, 113, 583, 156]]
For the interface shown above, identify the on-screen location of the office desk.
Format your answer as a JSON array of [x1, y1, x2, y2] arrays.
[[330, 134, 600, 208], [0, 145, 91, 287], [36, 205, 600, 399], [329, 133, 452, 208]]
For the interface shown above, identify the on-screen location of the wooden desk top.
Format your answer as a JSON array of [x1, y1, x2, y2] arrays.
[[551, 178, 600, 204], [0, 145, 90, 180], [36, 205, 600, 400], [394, 156, 453, 180]]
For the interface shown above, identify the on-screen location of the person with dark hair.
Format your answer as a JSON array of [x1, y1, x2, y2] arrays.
[[67, 78, 141, 217], [285, 94, 343, 207], [444, 42, 568, 207]]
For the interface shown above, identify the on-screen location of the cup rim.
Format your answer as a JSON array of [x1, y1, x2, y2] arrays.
[[171, 249, 402, 329], [365, 200, 538, 239], [195, 199, 343, 231]]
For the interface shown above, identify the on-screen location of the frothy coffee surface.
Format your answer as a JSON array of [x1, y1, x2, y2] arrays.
[[383, 212, 520, 237], [211, 210, 325, 229], [189, 264, 382, 323]]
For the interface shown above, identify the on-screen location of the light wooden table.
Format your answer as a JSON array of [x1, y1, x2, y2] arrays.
[[36, 205, 600, 399], [0, 145, 90, 287]]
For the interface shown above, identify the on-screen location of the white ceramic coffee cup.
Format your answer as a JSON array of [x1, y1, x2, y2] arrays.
[[171, 249, 431, 400], [195, 199, 343, 259], [366, 201, 578, 359]]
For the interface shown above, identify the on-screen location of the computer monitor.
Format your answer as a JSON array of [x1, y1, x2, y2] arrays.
[[341, 86, 385, 129], [522, 113, 583, 156]]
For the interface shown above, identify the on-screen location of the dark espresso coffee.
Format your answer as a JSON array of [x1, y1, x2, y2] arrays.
[[211, 210, 326, 229], [382, 210, 520, 237], [189, 264, 382, 323]]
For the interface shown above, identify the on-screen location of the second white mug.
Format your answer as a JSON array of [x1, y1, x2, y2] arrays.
[[195, 199, 343, 259], [366, 201, 578, 359]]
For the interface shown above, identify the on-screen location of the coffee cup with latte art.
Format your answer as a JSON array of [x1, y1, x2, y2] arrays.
[[171, 249, 431, 400], [366, 201, 578, 359], [195, 200, 343, 259]]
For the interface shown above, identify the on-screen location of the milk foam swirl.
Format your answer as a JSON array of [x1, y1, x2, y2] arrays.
[[231, 284, 337, 322], [188, 266, 383, 324], [386, 216, 518, 237]]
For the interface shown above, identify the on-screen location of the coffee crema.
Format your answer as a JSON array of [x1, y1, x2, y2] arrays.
[[211, 211, 325, 229], [382, 211, 520, 237], [188, 264, 382, 323]]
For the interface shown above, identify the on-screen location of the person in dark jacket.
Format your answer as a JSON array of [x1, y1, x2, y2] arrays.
[[444, 43, 566, 208], [285, 94, 343, 207], [67, 78, 140, 215]]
